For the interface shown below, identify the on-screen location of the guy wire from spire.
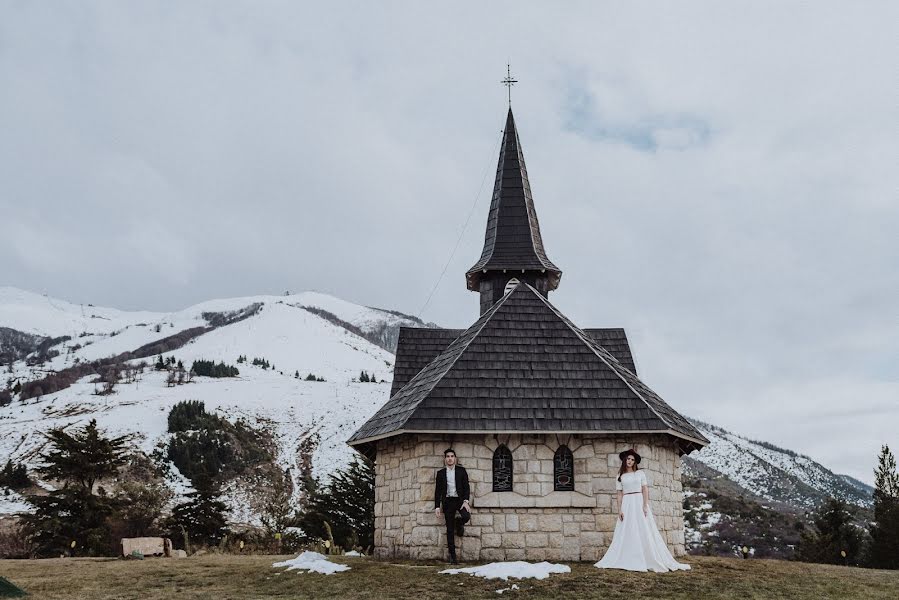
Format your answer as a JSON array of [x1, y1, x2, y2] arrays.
[[415, 132, 503, 320]]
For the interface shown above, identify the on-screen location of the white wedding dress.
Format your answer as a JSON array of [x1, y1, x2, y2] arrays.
[[594, 470, 691, 572]]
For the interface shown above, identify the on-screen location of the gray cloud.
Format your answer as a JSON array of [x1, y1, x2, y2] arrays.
[[0, 1, 896, 484]]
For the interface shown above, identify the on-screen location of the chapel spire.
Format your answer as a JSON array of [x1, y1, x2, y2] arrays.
[[466, 108, 562, 314]]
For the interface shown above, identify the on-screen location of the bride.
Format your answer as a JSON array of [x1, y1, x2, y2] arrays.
[[594, 449, 691, 572]]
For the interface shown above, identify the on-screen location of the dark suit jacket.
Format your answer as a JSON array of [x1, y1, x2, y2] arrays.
[[434, 465, 470, 509]]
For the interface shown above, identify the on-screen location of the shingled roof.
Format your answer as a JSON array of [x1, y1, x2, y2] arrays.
[[390, 327, 637, 397], [349, 283, 708, 453], [466, 109, 561, 291]]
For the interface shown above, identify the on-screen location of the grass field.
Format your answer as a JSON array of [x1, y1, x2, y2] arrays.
[[0, 554, 896, 600]]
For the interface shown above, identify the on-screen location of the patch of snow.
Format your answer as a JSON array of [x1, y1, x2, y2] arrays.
[[496, 583, 520, 594], [701, 512, 723, 529], [344, 550, 363, 557], [440, 561, 571, 581], [0, 488, 31, 514], [272, 551, 350, 575]]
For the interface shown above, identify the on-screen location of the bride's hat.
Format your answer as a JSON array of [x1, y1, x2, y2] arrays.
[[618, 448, 641, 464]]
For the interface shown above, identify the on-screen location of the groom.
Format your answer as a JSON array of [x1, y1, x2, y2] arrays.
[[434, 448, 470, 564]]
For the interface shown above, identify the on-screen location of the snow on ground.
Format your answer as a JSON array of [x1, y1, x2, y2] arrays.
[[0, 286, 162, 338], [440, 561, 571, 581], [344, 551, 363, 557], [272, 551, 350, 575], [287, 291, 420, 334], [0, 488, 30, 515]]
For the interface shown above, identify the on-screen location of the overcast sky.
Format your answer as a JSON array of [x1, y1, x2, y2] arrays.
[[1, 2, 896, 484]]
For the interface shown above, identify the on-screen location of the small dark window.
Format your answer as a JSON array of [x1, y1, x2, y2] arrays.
[[554, 445, 574, 491], [492, 445, 513, 492]]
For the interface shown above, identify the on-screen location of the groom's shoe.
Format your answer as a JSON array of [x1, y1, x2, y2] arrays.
[[449, 553, 458, 565]]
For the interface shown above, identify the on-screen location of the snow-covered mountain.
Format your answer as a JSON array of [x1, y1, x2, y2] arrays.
[[0, 287, 875, 535], [686, 419, 872, 510]]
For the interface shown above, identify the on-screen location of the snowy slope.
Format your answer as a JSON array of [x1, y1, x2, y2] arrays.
[[0, 288, 400, 521], [686, 419, 872, 509]]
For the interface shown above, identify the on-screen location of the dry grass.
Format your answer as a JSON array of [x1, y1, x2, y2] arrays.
[[0, 554, 896, 600]]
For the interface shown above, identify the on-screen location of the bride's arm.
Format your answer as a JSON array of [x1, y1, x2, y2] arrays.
[[617, 490, 624, 520], [641, 480, 649, 516]]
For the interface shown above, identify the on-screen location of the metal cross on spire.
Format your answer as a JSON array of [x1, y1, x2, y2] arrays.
[[501, 64, 517, 107]]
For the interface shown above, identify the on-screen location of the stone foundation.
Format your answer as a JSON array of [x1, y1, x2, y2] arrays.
[[373, 433, 686, 561]]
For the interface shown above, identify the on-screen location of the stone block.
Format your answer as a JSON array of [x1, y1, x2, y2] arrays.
[[563, 522, 580, 536], [506, 549, 526, 560], [535, 444, 554, 459], [408, 527, 438, 547], [573, 444, 594, 459], [493, 514, 506, 533], [482, 533, 503, 548], [481, 548, 506, 562], [453, 442, 474, 458], [560, 537, 581, 561], [471, 513, 493, 527], [581, 546, 601, 562], [545, 547, 562, 562], [581, 531, 604, 547], [460, 537, 481, 560], [538, 514, 562, 531], [525, 547, 547, 561], [520, 515, 539, 532], [515, 445, 536, 460], [574, 481, 593, 496], [525, 533, 548, 547], [503, 533, 526, 549], [506, 514, 519, 531]]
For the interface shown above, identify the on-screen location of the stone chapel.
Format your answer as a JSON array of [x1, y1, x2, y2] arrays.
[[348, 108, 709, 562]]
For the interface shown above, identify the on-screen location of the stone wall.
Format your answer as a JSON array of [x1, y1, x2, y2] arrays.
[[372, 433, 686, 561]]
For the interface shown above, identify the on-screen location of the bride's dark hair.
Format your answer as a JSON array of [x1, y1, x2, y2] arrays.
[[617, 459, 640, 482]]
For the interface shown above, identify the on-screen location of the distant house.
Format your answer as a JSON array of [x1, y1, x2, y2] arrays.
[[348, 108, 708, 562]]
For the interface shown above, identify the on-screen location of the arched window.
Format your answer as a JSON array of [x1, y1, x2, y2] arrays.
[[492, 445, 513, 492], [503, 278, 520, 295], [553, 445, 574, 491]]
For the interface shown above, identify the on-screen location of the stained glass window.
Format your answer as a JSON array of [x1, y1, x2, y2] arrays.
[[492, 445, 513, 492], [554, 445, 574, 491]]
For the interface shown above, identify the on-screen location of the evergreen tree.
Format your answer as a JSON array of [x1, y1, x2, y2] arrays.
[[295, 370, 299, 379], [359, 371, 368, 383], [22, 419, 128, 556], [868, 444, 899, 569], [155, 355, 165, 370], [36, 419, 128, 493], [297, 456, 374, 550], [167, 486, 229, 549], [0, 460, 31, 489], [796, 497, 864, 565]]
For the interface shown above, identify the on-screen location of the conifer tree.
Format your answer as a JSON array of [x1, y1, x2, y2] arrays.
[[297, 456, 374, 550], [796, 497, 863, 565], [23, 419, 128, 556], [167, 484, 229, 549], [868, 444, 899, 569]]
